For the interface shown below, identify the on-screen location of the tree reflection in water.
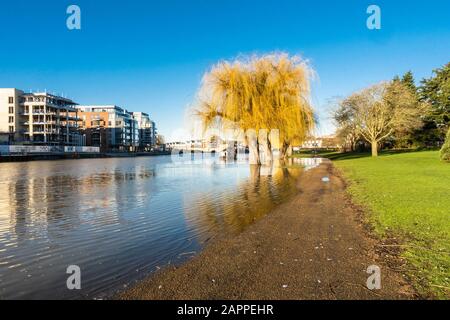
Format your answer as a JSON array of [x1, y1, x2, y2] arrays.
[[182, 160, 308, 243]]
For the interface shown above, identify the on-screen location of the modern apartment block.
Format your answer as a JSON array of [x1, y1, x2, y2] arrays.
[[1, 88, 158, 153], [0, 88, 83, 145], [76, 105, 139, 152], [131, 112, 157, 151]]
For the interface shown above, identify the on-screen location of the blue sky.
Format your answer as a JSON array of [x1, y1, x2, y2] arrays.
[[0, 0, 449, 140]]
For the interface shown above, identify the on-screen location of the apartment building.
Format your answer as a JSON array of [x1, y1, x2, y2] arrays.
[[131, 112, 157, 151], [0, 88, 83, 145], [76, 105, 139, 152]]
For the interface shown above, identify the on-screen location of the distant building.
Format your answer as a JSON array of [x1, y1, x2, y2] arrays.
[[299, 135, 340, 150], [132, 112, 156, 151], [166, 137, 236, 153], [0, 88, 83, 146], [76, 105, 139, 152]]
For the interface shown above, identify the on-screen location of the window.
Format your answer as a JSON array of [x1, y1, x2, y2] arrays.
[[8, 97, 14, 104], [9, 126, 14, 133], [8, 116, 14, 123], [9, 106, 14, 114]]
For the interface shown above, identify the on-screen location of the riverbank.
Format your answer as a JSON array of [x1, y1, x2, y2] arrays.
[[118, 160, 416, 300]]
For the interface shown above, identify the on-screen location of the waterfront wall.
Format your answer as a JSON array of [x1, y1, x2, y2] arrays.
[[0, 145, 100, 155], [0, 147, 170, 162]]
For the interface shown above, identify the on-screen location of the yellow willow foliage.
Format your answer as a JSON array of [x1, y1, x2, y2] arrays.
[[194, 53, 316, 148]]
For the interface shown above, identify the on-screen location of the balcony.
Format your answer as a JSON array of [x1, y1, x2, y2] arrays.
[[24, 130, 59, 135], [21, 111, 57, 116], [60, 123, 78, 128], [29, 121, 57, 126], [21, 100, 76, 110]]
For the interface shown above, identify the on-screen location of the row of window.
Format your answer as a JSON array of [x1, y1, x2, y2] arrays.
[[8, 95, 70, 106], [22, 96, 65, 105], [80, 120, 127, 127], [8, 97, 15, 118]]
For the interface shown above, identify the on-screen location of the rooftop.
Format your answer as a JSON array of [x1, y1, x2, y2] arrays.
[[22, 92, 77, 105]]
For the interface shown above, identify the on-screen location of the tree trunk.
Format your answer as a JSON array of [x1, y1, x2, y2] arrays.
[[280, 143, 287, 159], [280, 142, 293, 159], [287, 145, 293, 157], [226, 141, 236, 161], [259, 134, 273, 165], [351, 140, 356, 152], [248, 137, 261, 165], [371, 140, 378, 157]]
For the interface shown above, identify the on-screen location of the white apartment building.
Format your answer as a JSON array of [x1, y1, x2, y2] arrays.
[[0, 88, 83, 145]]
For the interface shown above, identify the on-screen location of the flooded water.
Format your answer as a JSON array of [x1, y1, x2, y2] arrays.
[[0, 155, 321, 299]]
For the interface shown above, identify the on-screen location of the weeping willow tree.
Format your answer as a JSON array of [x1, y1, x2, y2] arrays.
[[194, 53, 316, 164]]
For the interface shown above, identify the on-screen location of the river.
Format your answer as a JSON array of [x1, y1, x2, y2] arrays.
[[0, 154, 321, 299]]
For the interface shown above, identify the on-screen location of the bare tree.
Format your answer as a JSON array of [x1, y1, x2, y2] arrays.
[[337, 82, 428, 157], [332, 98, 361, 152]]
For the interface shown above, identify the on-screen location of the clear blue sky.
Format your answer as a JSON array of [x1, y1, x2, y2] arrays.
[[0, 0, 449, 140]]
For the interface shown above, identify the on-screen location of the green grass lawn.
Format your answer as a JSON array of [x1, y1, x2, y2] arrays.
[[299, 150, 450, 298]]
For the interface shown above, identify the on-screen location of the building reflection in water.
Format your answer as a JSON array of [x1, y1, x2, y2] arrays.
[[0, 162, 157, 243]]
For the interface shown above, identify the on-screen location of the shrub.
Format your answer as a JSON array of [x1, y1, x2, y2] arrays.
[[440, 128, 450, 162]]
